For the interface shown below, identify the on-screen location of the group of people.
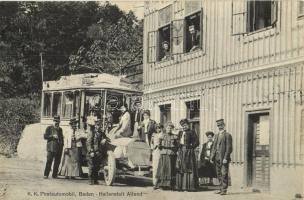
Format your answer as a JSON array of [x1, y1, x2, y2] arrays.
[[43, 103, 232, 195]]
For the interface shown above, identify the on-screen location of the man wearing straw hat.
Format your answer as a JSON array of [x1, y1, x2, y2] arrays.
[[210, 119, 233, 195]]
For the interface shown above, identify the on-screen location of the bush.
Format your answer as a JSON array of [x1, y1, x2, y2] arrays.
[[0, 96, 40, 156]]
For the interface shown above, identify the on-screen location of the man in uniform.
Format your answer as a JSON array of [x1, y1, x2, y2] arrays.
[[43, 115, 64, 179], [210, 119, 233, 195], [86, 118, 107, 185]]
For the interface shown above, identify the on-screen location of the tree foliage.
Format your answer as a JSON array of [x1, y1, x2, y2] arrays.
[[0, 1, 142, 97], [69, 3, 143, 75]]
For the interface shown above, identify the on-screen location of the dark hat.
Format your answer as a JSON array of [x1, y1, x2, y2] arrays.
[[216, 118, 225, 125], [143, 109, 151, 116], [94, 118, 102, 125], [180, 118, 190, 125], [53, 115, 60, 122], [205, 131, 214, 137], [156, 123, 164, 129], [69, 118, 78, 125], [165, 122, 175, 128]]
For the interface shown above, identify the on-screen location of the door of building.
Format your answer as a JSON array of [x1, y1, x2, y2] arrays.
[[247, 113, 270, 191]]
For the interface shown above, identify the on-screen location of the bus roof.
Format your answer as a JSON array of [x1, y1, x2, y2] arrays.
[[42, 73, 141, 93]]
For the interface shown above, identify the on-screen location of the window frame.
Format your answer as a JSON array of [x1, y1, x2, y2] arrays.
[[42, 92, 53, 118], [184, 9, 203, 53], [246, 0, 278, 34], [298, 0, 304, 19], [159, 103, 172, 125]]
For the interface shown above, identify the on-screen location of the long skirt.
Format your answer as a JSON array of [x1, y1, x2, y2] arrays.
[[59, 147, 82, 177], [155, 154, 177, 189], [175, 146, 199, 191], [152, 149, 160, 185]]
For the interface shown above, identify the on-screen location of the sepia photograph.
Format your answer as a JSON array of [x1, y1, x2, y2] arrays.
[[0, 0, 303, 199]]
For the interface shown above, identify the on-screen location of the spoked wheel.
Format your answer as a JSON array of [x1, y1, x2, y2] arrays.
[[103, 151, 116, 186]]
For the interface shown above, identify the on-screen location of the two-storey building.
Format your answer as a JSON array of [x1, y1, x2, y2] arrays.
[[143, 0, 304, 196]]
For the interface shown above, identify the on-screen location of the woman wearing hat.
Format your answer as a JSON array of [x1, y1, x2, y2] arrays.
[[175, 118, 199, 191], [155, 122, 178, 190], [198, 131, 216, 185], [151, 123, 164, 186], [113, 103, 132, 138], [59, 118, 85, 179]]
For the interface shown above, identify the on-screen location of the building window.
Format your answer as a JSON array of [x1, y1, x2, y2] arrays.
[[158, 5, 172, 61], [160, 104, 171, 125], [247, 1, 277, 32], [299, 0, 304, 18], [186, 100, 200, 138], [52, 92, 62, 117], [185, 12, 202, 52], [43, 93, 52, 117], [158, 24, 171, 61], [300, 109, 304, 160]]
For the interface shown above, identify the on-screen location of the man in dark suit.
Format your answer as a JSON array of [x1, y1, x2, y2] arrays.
[[130, 100, 143, 137], [86, 118, 108, 185], [137, 110, 156, 147], [43, 116, 64, 179], [210, 119, 233, 195]]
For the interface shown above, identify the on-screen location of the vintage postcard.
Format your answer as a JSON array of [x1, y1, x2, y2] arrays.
[[0, 0, 303, 200]]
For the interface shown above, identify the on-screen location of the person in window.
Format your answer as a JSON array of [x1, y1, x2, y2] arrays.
[[188, 24, 200, 52], [155, 122, 178, 190], [198, 131, 217, 185], [175, 118, 199, 191], [137, 110, 156, 147], [151, 123, 164, 186], [59, 118, 85, 179], [43, 116, 64, 179], [161, 41, 171, 61], [114, 103, 132, 138]]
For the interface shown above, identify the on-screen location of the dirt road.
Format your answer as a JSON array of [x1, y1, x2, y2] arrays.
[[0, 157, 289, 200]]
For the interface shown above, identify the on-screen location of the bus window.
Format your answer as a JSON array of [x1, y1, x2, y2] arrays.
[[73, 91, 80, 118], [52, 92, 62, 117], [62, 91, 74, 118], [107, 92, 124, 124], [43, 93, 52, 117], [84, 91, 104, 120]]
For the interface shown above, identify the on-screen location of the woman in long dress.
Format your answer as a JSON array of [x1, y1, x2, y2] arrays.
[[155, 122, 178, 190], [59, 118, 84, 179], [198, 131, 217, 185], [175, 119, 199, 191], [151, 123, 164, 186]]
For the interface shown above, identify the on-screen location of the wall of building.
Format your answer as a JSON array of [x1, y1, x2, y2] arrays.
[[143, 0, 304, 92], [143, 60, 304, 194]]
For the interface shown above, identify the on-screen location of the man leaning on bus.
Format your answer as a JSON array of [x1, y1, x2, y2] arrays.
[[43, 115, 64, 179]]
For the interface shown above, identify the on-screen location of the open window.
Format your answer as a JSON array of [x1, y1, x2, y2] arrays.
[[184, 1, 202, 53], [247, 1, 277, 32], [232, 0, 278, 35], [157, 5, 172, 61], [158, 24, 171, 61], [62, 91, 75, 119], [43, 92, 52, 117], [159, 104, 171, 125], [299, 0, 304, 18], [52, 92, 62, 117]]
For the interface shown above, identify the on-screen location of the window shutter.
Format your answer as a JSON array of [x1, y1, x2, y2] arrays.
[[172, 19, 184, 55], [147, 31, 157, 63], [200, 8, 203, 48], [231, 0, 248, 35], [271, 1, 278, 26]]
